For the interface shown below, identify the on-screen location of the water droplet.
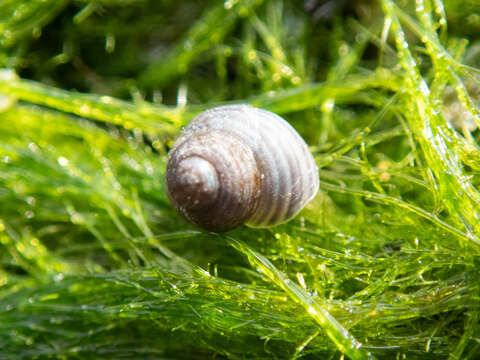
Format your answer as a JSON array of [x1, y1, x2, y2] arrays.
[[58, 157, 69, 167], [0, 94, 15, 112], [79, 104, 91, 115], [28, 142, 38, 152]]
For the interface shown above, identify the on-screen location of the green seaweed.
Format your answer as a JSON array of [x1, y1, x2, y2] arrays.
[[0, 0, 480, 359]]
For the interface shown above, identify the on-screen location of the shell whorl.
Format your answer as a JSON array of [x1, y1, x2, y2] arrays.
[[166, 104, 319, 232]]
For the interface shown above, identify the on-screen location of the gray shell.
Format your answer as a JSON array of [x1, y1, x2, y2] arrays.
[[166, 104, 319, 232]]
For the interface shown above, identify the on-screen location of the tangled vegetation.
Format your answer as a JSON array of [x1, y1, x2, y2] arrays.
[[1, 0, 480, 359]]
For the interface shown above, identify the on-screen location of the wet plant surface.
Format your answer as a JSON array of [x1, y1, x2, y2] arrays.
[[0, 1, 480, 359]]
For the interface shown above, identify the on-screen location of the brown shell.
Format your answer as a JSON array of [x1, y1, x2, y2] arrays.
[[166, 104, 319, 232]]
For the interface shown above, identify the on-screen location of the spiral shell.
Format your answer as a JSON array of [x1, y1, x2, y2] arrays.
[[166, 104, 319, 232]]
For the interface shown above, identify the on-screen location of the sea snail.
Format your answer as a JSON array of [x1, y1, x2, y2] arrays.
[[166, 104, 319, 232]]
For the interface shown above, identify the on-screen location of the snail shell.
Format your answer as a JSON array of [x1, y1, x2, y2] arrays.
[[166, 104, 319, 232]]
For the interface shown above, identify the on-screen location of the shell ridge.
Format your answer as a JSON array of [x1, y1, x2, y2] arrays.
[[166, 104, 319, 232]]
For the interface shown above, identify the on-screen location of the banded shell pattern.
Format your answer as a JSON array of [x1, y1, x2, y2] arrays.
[[166, 104, 319, 232]]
